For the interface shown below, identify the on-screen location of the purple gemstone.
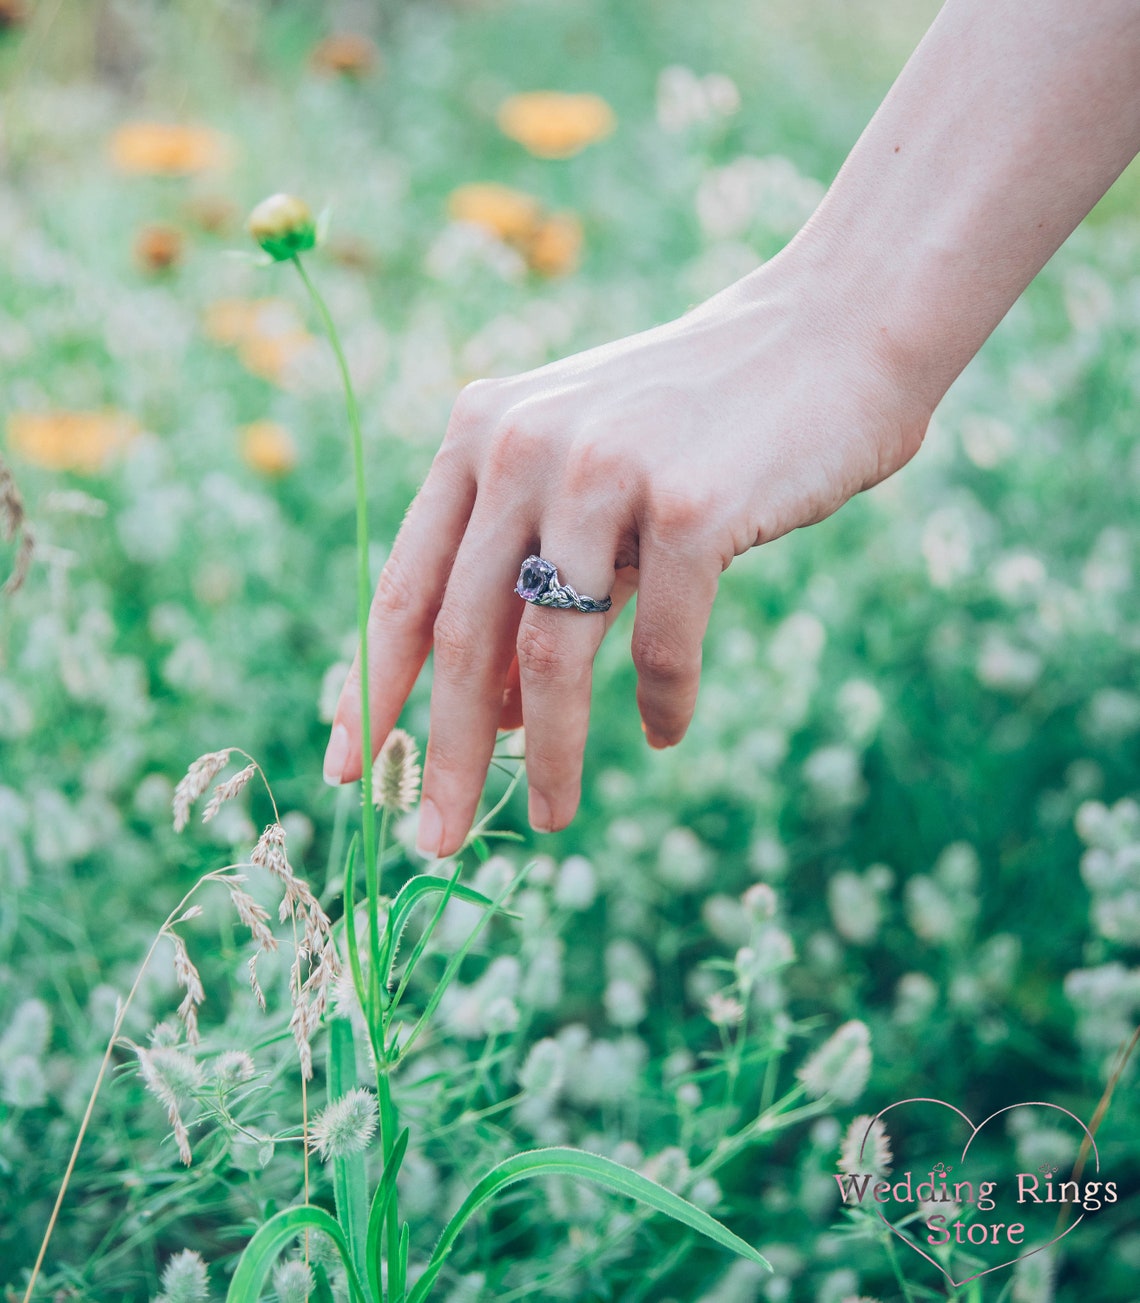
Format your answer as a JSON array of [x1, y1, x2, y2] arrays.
[[517, 556, 552, 601]]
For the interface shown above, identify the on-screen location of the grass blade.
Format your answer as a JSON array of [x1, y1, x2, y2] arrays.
[[366, 1126, 409, 1301], [406, 1147, 769, 1303], [395, 864, 529, 1062], [328, 1017, 368, 1278], [381, 872, 512, 995], [225, 1204, 368, 1303]]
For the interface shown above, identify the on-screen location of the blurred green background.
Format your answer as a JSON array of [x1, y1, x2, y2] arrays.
[[1, 1, 1138, 1300]]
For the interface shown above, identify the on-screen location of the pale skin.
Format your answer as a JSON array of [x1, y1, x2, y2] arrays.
[[323, 0, 1140, 857]]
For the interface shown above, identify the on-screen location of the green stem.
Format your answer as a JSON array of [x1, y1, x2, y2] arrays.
[[881, 1227, 920, 1303], [291, 254, 379, 1023], [292, 254, 397, 1295]]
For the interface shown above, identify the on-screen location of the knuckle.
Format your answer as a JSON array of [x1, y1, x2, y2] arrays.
[[446, 378, 497, 441], [632, 632, 691, 685], [370, 560, 419, 623], [485, 418, 544, 482], [562, 436, 624, 496], [516, 618, 573, 680], [647, 483, 711, 536], [432, 613, 480, 674]]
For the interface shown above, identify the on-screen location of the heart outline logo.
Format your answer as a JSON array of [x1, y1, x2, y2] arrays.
[[852, 1097, 1099, 1288]]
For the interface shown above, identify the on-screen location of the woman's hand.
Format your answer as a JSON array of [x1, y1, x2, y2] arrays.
[[322, 250, 933, 857]]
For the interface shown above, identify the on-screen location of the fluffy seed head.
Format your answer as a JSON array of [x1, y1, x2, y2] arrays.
[[273, 1260, 315, 1303], [839, 1114, 893, 1176], [213, 1050, 256, 1086], [373, 728, 422, 813], [157, 1249, 210, 1303], [308, 1087, 378, 1160], [797, 1020, 873, 1103]]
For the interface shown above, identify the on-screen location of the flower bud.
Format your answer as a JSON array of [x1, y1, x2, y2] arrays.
[[247, 193, 317, 261]]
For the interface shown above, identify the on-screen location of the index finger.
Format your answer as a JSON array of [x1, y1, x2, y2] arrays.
[[324, 453, 474, 786]]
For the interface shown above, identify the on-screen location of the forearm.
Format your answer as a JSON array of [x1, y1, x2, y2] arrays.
[[779, 0, 1140, 407]]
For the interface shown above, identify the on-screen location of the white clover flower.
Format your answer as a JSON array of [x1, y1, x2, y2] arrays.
[[702, 893, 751, 947], [520, 939, 563, 1011], [922, 503, 977, 586], [656, 826, 712, 890], [977, 632, 1042, 693], [959, 413, 1016, 469], [990, 550, 1047, 604], [482, 995, 520, 1036], [935, 842, 981, 892], [2, 1055, 46, 1109], [797, 1021, 872, 1103], [308, 1088, 378, 1161], [905, 876, 957, 944], [605, 939, 653, 993], [705, 991, 745, 1028], [836, 679, 883, 746], [827, 871, 881, 946], [0, 997, 51, 1060], [641, 1145, 691, 1193], [675, 1081, 702, 1110], [742, 882, 778, 922], [604, 978, 647, 1028], [518, 1038, 565, 1099], [1012, 1243, 1055, 1303], [804, 745, 865, 813], [1082, 689, 1140, 742], [554, 854, 597, 910]]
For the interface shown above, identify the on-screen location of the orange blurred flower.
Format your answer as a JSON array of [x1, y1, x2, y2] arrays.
[[525, 213, 583, 277], [447, 183, 544, 244], [310, 32, 380, 77], [241, 420, 297, 476], [447, 183, 583, 276], [133, 223, 184, 273], [202, 298, 267, 347], [7, 410, 139, 473], [109, 122, 231, 176], [237, 332, 318, 386], [202, 298, 319, 388], [496, 92, 615, 159]]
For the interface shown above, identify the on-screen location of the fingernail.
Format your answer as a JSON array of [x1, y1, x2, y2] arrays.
[[529, 788, 553, 833], [416, 797, 444, 858], [323, 724, 350, 785], [644, 726, 670, 750]]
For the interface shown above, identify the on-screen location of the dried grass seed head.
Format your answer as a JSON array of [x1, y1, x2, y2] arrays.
[[172, 749, 232, 832], [202, 762, 257, 822]]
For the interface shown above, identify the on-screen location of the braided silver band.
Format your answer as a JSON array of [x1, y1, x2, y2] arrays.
[[515, 555, 612, 614]]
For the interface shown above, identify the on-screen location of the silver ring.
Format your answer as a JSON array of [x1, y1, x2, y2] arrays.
[[515, 555, 612, 613]]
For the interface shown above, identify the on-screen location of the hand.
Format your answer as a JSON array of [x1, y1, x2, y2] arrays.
[[322, 250, 933, 856]]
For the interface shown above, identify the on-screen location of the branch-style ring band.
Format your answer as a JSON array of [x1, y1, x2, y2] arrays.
[[515, 555, 612, 614]]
